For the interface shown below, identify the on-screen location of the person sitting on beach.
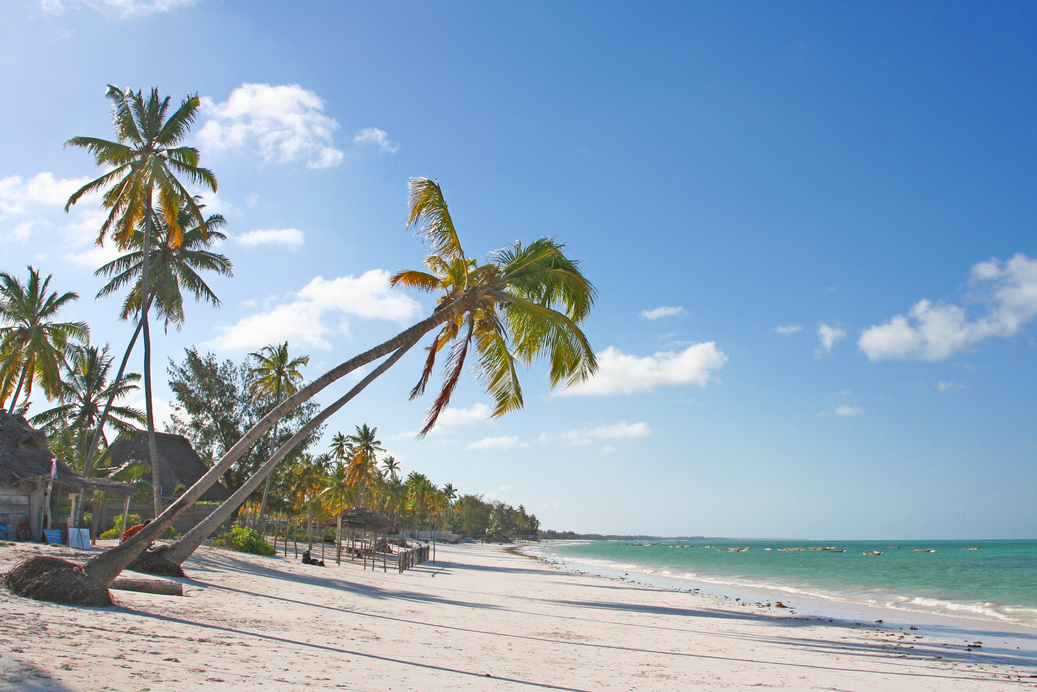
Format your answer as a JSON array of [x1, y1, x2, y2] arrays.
[[301, 550, 325, 566], [120, 519, 151, 543]]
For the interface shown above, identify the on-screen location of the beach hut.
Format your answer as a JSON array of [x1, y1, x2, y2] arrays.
[[106, 432, 232, 507], [335, 506, 395, 566], [0, 410, 135, 542]]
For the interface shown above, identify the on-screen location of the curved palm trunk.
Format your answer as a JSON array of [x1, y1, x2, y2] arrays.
[[161, 339, 415, 566], [9, 356, 34, 414], [82, 297, 470, 585]]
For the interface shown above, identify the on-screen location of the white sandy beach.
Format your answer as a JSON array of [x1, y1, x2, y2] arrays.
[[1, 540, 1034, 691]]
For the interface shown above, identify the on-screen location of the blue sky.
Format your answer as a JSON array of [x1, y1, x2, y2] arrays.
[[1, 0, 1035, 539]]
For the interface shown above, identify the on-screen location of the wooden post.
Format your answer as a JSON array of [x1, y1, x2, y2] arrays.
[[335, 514, 342, 566]]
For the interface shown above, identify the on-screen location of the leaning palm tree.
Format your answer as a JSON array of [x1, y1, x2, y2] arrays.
[[0, 267, 89, 412], [66, 85, 217, 518], [68, 177, 595, 591], [247, 342, 309, 525]]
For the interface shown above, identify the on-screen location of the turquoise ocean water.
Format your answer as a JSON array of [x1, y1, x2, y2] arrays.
[[526, 539, 1037, 628]]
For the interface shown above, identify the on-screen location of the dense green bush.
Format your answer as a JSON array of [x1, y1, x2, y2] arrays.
[[213, 526, 276, 556], [99, 513, 143, 540]]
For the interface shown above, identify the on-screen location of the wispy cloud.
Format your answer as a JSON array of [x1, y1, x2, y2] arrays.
[[38, 0, 198, 17], [436, 403, 491, 428], [562, 421, 652, 446], [467, 435, 519, 451], [199, 84, 344, 169], [640, 306, 686, 320], [859, 254, 1037, 361], [937, 381, 968, 392], [353, 127, 399, 154], [236, 228, 304, 248], [772, 324, 803, 336], [816, 323, 846, 357], [207, 269, 421, 351], [832, 405, 863, 416], [559, 343, 726, 396]]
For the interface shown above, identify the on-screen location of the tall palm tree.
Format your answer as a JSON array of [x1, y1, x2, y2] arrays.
[[344, 423, 383, 507], [0, 267, 89, 412], [66, 85, 217, 519], [73, 197, 231, 522], [247, 342, 309, 525], [77, 177, 595, 589]]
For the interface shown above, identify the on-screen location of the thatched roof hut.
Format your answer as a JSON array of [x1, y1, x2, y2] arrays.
[[106, 432, 231, 504], [338, 506, 395, 533], [0, 409, 135, 541]]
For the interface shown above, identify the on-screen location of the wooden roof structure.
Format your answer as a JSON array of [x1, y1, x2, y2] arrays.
[[0, 410, 136, 497], [106, 431, 232, 503]]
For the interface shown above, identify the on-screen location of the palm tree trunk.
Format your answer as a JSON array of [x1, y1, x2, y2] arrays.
[[82, 296, 469, 585], [140, 204, 163, 520], [72, 295, 151, 528], [160, 339, 416, 566], [9, 356, 33, 414]]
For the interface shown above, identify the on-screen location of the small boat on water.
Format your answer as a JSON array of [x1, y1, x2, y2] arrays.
[[862, 551, 882, 556], [912, 549, 936, 553], [964, 546, 981, 550], [829, 549, 846, 553]]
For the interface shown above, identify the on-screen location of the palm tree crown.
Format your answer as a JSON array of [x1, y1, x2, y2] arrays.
[[0, 267, 89, 411], [65, 85, 217, 248], [95, 197, 232, 330], [392, 178, 597, 435]]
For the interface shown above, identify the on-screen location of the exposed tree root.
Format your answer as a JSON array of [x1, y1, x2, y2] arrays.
[[3, 556, 112, 607]]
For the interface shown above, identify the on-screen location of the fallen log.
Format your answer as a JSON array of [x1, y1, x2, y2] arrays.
[[109, 577, 183, 596]]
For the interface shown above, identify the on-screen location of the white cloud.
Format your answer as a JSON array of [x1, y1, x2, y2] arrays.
[[833, 405, 863, 417], [937, 381, 968, 392], [772, 324, 803, 336], [436, 403, 492, 428], [199, 84, 344, 169], [0, 173, 90, 214], [467, 436, 519, 451], [859, 254, 1037, 361], [562, 421, 652, 446], [353, 127, 399, 154], [38, 0, 197, 16], [816, 323, 846, 357], [207, 269, 422, 351], [559, 343, 726, 396], [640, 306, 686, 320], [236, 228, 304, 248]]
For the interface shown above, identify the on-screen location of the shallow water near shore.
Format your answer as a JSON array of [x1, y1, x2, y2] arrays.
[[526, 539, 1037, 629]]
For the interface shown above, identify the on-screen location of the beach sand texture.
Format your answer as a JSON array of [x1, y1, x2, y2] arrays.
[[1, 541, 1034, 691]]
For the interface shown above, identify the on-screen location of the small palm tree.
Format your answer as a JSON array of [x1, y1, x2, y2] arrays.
[[247, 342, 309, 525], [66, 85, 217, 518], [381, 455, 401, 482], [31, 343, 145, 470], [344, 424, 383, 507], [0, 267, 89, 412]]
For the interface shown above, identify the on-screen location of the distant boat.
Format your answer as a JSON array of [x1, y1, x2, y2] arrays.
[[912, 549, 936, 553], [964, 546, 981, 550], [829, 549, 846, 553], [886, 546, 901, 549], [862, 551, 882, 556]]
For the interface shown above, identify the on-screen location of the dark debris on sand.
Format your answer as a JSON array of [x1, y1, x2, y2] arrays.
[[127, 545, 186, 578], [3, 555, 112, 607]]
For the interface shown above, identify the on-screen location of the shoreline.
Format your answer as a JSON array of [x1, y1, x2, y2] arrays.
[[518, 543, 1037, 652], [2, 540, 1035, 690]]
